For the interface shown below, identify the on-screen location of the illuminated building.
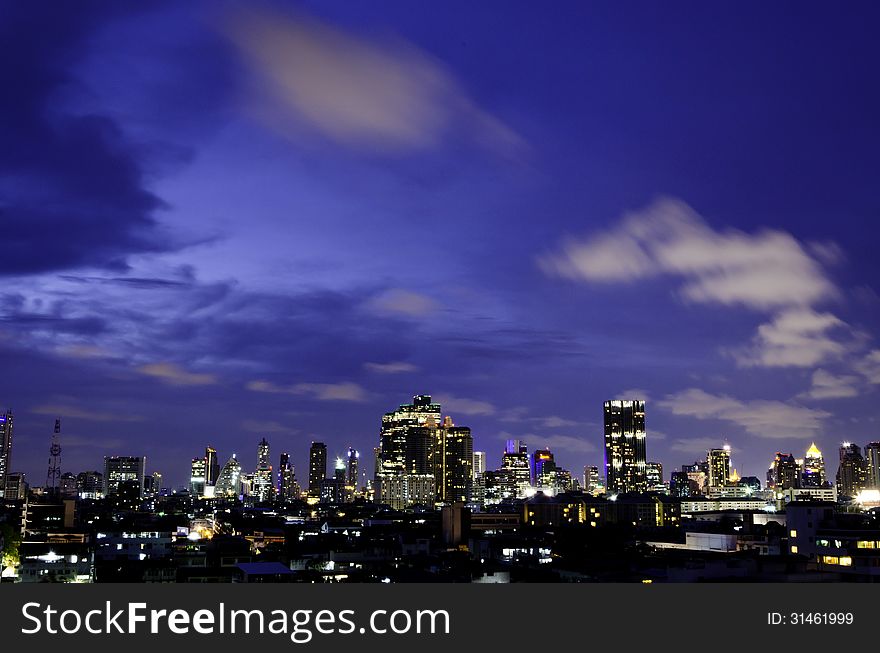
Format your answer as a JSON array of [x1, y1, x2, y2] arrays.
[[646, 461, 664, 491], [205, 446, 219, 487], [379, 395, 441, 476], [308, 441, 327, 497], [278, 452, 299, 501], [583, 465, 603, 495], [532, 449, 554, 486], [214, 454, 242, 497], [500, 440, 531, 498], [58, 472, 77, 498], [670, 471, 697, 498], [190, 457, 207, 496], [76, 471, 103, 499], [707, 446, 731, 488], [687, 471, 707, 495], [473, 451, 486, 477], [103, 456, 145, 497], [321, 458, 349, 503], [836, 443, 868, 498], [866, 442, 880, 490], [0, 409, 13, 498], [767, 452, 800, 490], [253, 438, 275, 502], [801, 442, 827, 487], [433, 417, 473, 503], [3, 471, 25, 500], [346, 447, 360, 496], [375, 473, 435, 509], [603, 400, 647, 494]]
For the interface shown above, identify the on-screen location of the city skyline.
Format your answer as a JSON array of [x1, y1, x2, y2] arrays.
[[2, 2, 880, 489]]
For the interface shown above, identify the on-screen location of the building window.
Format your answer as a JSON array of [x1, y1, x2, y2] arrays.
[[790, 530, 797, 538], [790, 545, 798, 554]]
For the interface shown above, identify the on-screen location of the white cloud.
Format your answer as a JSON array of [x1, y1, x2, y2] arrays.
[[247, 380, 368, 402], [658, 388, 830, 439], [532, 415, 579, 428], [539, 197, 837, 310], [364, 361, 418, 374], [856, 350, 880, 384], [731, 309, 848, 368], [138, 362, 217, 386], [616, 388, 650, 402], [366, 289, 439, 317], [224, 8, 524, 156], [241, 419, 297, 434], [799, 369, 860, 400], [669, 436, 730, 454], [435, 393, 496, 416], [31, 404, 143, 423]]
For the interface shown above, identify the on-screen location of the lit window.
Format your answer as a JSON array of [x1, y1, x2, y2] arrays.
[[791, 545, 798, 554], [790, 530, 797, 538], [839, 556, 853, 567]]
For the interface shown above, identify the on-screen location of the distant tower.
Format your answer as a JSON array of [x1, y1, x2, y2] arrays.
[[0, 409, 13, 498], [309, 442, 327, 497], [46, 418, 62, 492], [205, 446, 219, 487], [707, 446, 731, 488], [346, 447, 359, 492], [604, 400, 647, 494]]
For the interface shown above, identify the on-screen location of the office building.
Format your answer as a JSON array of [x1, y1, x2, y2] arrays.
[[205, 446, 219, 487], [707, 446, 731, 488], [433, 417, 473, 503], [379, 395, 441, 476], [0, 409, 13, 498], [215, 454, 242, 497], [646, 461, 664, 491], [768, 452, 800, 490], [836, 443, 868, 498], [583, 465, 603, 495], [866, 442, 880, 491], [4, 471, 25, 500], [190, 457, 207, 496], [500, 440, 531, 498], [103, 456, 145, 497], [802, 442, 827, 487], [603, 400, 647, 494], [253, 438, 274, 502], [278, 452, 299, 502], [308, 441, 327, 497], [346, 447, 360, 495]]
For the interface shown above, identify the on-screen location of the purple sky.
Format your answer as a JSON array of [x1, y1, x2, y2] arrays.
[[2, 0, 879, 488]]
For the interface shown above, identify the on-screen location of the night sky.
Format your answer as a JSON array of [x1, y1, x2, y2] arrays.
[[2, 0, 879, 488]]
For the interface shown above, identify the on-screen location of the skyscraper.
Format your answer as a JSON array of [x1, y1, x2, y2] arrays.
[[346, 447, 359, 494], [583, 465, 602, 495], [802, 442, 827, 487], [500, 440, 531, 498], [532, 449, 554, 487], [865, 442, 880, 491], [215, 454, 242, 497], [379, 395, 441, 476], [0, 409, 13, 498], [309, 441, 327, 497], [473, 451, 486, 477], [278, 452, 299, 501], [252, 437, 275, 502], [190, 457, 207, 496], [103, 456, 145, 497], [768, 452, 800, 490], [836, 443, 868, 498], [646, 461, 664, 490], [707, 446, 731, 488], [433, 417, 473, 503], [205, 446, 219, 487], [603, 400, 647, 494]]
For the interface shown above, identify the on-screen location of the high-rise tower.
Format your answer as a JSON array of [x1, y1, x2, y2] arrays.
[[603, 400, 647, 494]]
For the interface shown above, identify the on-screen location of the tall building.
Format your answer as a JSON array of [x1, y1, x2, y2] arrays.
[[707, 446, 731, 488], [532, 449, 555, 487], [190, 457, 207, 496], [802, 442, 827, 487], [4, 471, 26, 501], [0, 409, 13, 498], [205, 446, 219, 487], [308, 442, 327, 497], [215, 454, 242, 497], [346, 447, 359, 494], [866, 442, 880, 491], [378, 395, 441, 476], [278, 452, 299, 501], [603, 400, 647, 494], [253, 438, 274, 502], [500, 440, 531, 498], [836, 443, 868, 498], [472, 451, 487, 506], [583, 465, 602, 495], [76, 471, 103, 499], [646, 461, 664, 490], [103, 456, 145, 497], [473, 452, 487, 477], [768, 452, 800, 490], [433, 417, 473, 503]]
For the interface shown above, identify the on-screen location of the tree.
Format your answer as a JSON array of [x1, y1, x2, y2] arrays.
[[0, 522, 21, 570]]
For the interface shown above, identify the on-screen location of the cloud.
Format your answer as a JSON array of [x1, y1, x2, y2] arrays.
[[497, 431, 596, 454], [0, 4, 183, 277], [366, 289, 439, 317], [658, 388, 830, 439], [435, 393, 496, 416], [669, 436, 730, 454], [247, 379, 368, 402], [539, 197, 837, 310], [223, 7, 524, 156], [31, 403, 143, 423], [241, 419, 297, 434], [731, 309, 849, 368], [616, 388, 650, 402], [856, 350, 880, 384], [364, 361, 418, 374], [138, 362, 217, 386], [799, 369, 860, 400], [532, 415, 579, 428]]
